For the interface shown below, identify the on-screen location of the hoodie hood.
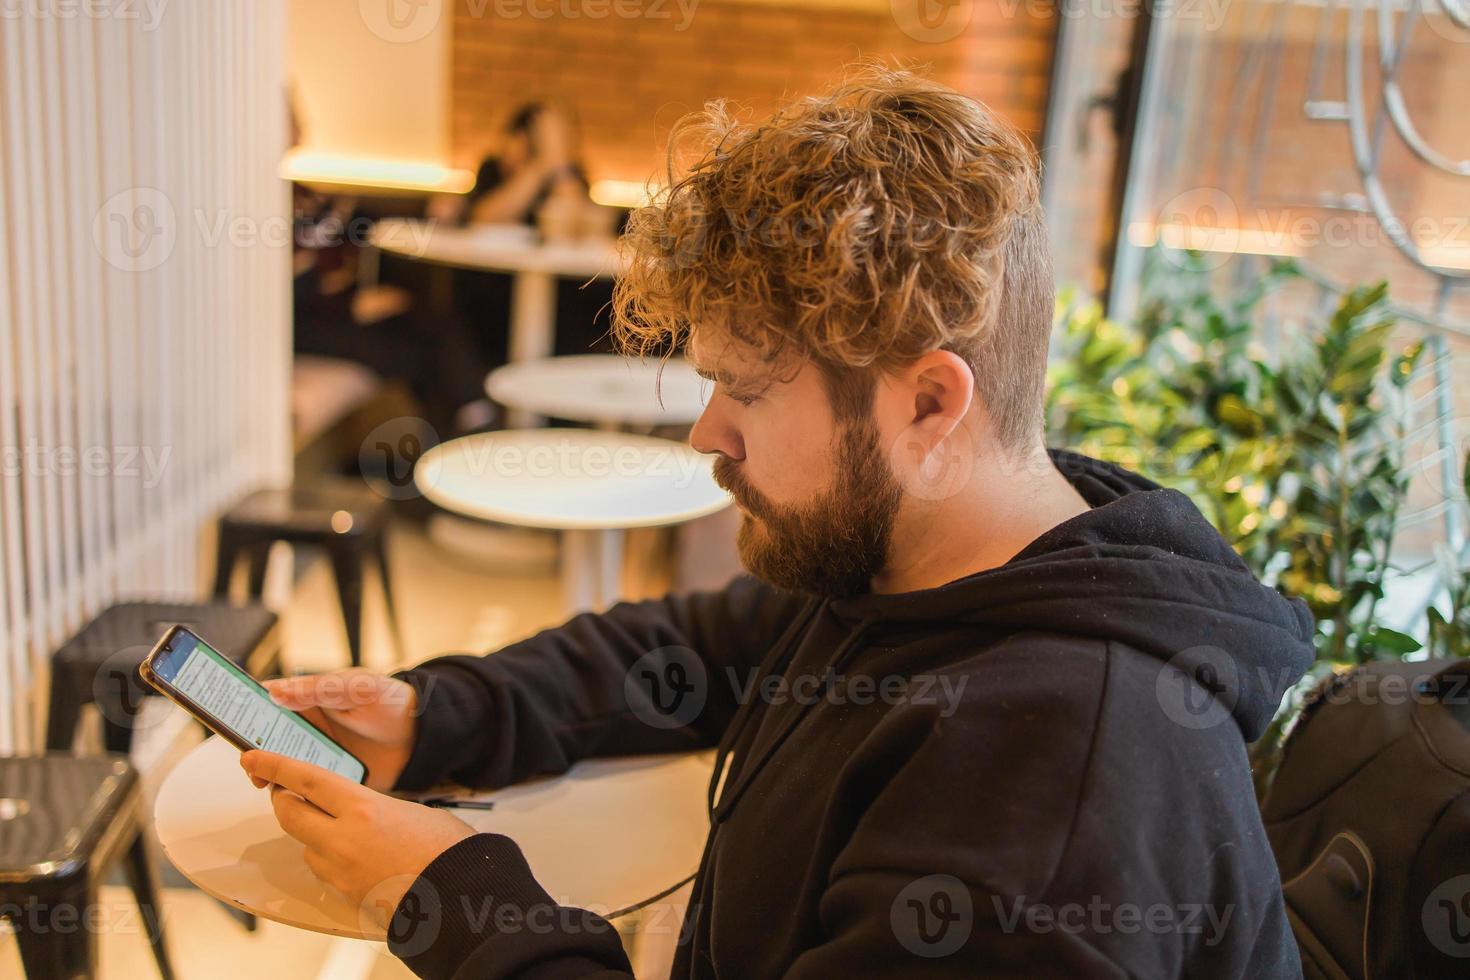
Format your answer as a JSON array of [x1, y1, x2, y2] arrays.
[[828, 449, 1316, 742]]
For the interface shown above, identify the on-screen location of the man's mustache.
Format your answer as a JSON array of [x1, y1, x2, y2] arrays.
[[712, 459, 771, 519]]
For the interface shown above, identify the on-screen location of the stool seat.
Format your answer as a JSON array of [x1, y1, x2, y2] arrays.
[[0, 754, 174, 979], [221, 482, 390, 541], [214, 480, 402, 668], [0, 755, 134, 881], [47, 601, 281, 755]]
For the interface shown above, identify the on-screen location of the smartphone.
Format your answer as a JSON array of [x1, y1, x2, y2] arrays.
[[140, 624, 368, 784]]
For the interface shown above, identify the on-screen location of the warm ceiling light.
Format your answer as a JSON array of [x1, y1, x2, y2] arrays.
[[1418, 243, 1470, 272], [1127, 221, 1303, 258], [280, 150, 476, 193], [590, 179, 657, 209]]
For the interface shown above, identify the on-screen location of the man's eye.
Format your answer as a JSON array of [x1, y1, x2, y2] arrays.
[[728, 391, 759, 407]]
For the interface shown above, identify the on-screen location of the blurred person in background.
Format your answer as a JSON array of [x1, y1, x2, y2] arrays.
[[290, 105, 495, 436], [430, 102, 619, 365], [429, 102, 591, 228]]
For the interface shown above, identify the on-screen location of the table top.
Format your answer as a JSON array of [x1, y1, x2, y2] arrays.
[[414, 429, 731, 531], [154, 735, 715, 939], [485, 355, 708, 427], [371, 218, 623, 279]]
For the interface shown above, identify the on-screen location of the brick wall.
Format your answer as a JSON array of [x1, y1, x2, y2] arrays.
[[449, 0, 1058, 185]]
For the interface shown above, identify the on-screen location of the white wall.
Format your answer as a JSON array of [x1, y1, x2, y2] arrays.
[[0, 0, 293, 751], [288, 0, 452, 164]]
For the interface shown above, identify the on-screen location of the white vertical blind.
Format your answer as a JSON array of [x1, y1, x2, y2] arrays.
[[0, 0, 291, 752]]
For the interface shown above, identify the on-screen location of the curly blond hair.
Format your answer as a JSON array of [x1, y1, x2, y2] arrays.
[[612, 65, 1053, 449]]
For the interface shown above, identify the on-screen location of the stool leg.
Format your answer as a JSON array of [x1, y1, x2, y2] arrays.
[[122, 833, 176, 980], [97, 671, 142, 756], [101, 714, 136, 756], [213, 525, 242, 599], [371, 533, 405, 660], [245, 541, 273, 598], [328, 548, 366, 669], [14, 881, 96, 980], [45, 681, 84, 751]]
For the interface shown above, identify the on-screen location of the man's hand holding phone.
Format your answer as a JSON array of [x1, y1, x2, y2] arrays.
[[239, 748, 476, 930], [252, 669, 418, 793]]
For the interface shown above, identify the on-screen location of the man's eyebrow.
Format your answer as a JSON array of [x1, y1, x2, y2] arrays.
[[692, 365, 741, 386]]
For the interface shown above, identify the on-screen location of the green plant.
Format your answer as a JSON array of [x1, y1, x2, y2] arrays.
[[1048, 252, 1433, 792]]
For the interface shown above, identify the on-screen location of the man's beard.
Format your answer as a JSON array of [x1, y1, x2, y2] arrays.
[[712, 416, 903, 598]]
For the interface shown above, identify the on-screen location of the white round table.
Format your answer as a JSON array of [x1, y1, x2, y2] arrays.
[[486, 354, 708, 430], [154, 735, 714, 940], [371, 219, 625, 426], [415, 429, 731, 611]]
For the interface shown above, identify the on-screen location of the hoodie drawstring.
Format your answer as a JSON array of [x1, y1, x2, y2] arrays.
[[709, 615, 881, 824]]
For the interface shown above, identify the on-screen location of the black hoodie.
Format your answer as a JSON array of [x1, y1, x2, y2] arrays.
[[386, 450, 1315, 978]]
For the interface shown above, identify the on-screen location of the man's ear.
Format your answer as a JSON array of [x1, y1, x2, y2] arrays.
[[905, 350, 975, 443], [884, 351, 981, 504]]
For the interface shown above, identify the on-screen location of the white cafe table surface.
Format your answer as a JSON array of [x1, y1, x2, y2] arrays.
[[414, 429, 732, 611], [370, 219, 622, 281], [486, 354, 708, 430], [370, 219, 625, 426], [154, 734, 715, 940]]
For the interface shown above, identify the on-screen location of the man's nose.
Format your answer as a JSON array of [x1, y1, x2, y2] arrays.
[[690, 402, 744, 461]]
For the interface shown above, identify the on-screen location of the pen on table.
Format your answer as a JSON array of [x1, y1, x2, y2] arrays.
[[419, 796, 496, 810]]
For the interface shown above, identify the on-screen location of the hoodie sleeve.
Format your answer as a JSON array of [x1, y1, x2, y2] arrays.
[[389, 574, 811, 793], [387, 833, 636, 980]]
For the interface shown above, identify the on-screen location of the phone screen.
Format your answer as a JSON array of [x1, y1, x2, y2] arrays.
[[151, 628, 367, 783]]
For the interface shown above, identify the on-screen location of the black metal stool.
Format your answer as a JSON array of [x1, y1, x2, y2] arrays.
[[46, 602, 281, 756], [0, 754, 174, 979], [213, 480, 402, 668]]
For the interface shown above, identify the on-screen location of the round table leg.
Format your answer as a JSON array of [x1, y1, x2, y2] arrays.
[[508, 270, 556, 428], [597, 528, 624, 609], [561, 528, 625, 613], [562, 529, 597, 612]]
